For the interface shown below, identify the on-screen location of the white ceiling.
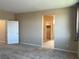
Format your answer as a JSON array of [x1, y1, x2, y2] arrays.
[[0, 0, 78, 13]]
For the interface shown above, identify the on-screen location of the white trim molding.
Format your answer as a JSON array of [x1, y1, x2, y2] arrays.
[[20, 42, 41, 47], [20, 42, 77, 53], [54, 48, 77, 53]]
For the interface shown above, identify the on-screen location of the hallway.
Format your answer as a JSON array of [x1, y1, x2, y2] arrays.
[[43, 40, 54, 49]]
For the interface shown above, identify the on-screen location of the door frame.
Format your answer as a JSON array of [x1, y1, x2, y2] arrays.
[[41, 15, 55, 48]]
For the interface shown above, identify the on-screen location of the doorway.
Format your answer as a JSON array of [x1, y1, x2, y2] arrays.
[[42, 15, 55, 49]]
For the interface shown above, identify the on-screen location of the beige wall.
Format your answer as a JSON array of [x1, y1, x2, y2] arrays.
[[0, 10, 15, 20], [0, 7, 77, 52], [0, 20, 6, 45], [16, 7, 77, 52]]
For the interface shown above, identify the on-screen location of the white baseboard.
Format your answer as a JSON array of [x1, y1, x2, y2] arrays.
[[20, 42, 77, 53], [54, 48, 77, 53], [20, 42, 41, 47]]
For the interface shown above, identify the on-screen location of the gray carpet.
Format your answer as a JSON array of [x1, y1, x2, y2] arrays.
[[0, 44, 78, 59]]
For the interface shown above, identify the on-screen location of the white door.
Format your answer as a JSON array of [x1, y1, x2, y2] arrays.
[[7, 21, 19, 44]]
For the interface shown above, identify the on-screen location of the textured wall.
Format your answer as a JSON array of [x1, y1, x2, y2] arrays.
[[16, 7, 78, 52], [16, 13, 42, 46], [0, 10, 15, 20]]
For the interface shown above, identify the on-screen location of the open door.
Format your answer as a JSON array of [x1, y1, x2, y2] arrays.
[[42, 15, 55, 49]]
